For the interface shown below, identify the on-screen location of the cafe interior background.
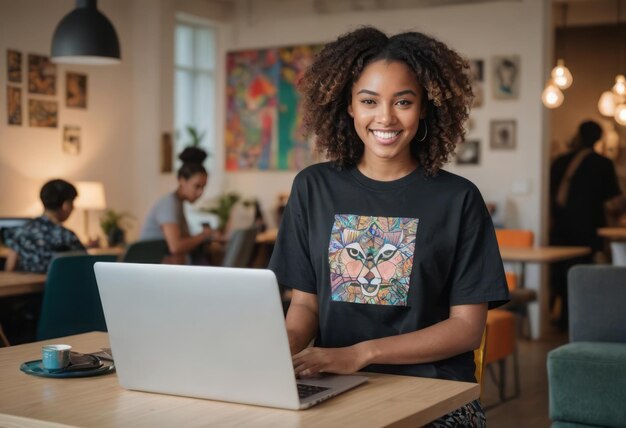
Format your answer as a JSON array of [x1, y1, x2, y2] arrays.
[[1, 0, 626, 339]]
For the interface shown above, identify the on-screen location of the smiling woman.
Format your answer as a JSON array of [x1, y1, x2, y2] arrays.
[[269, 26, 510, 428]]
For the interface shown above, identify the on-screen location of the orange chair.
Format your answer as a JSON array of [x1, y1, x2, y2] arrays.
[[484, 309, 519, 405], [496, 229, 538, 338]]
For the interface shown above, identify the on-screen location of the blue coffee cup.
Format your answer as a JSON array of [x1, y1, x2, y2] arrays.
[[42, 344, 72, 370]]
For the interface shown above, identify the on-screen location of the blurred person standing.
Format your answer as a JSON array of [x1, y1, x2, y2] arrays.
[[550, 120, 623, 329]]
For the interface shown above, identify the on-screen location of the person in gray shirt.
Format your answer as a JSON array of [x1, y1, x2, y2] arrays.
[[140, 147, 213, 261]]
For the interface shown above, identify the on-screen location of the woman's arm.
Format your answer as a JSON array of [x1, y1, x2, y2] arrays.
[[293, 303, 487, 377], [285, 289, 319, 355], [161, 223, 212, 255]]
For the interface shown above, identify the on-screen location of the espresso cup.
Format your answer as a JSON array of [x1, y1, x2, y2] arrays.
[[42, 344, 72, 370]]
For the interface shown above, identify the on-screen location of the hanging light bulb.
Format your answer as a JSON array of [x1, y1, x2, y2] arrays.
[[615, 103, 626, 125], [542, 81, 564, 109], [598, 90, 620, 116], [551, 59, 573, 89], [613, 75, 626, 96]]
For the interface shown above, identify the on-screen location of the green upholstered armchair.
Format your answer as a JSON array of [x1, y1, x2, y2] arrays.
[[547, 265, 626, 428]]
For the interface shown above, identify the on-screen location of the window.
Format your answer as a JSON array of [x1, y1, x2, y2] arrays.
[[174, 17, 217, 172]]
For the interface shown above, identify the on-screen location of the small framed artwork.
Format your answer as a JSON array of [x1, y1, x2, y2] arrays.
[[62, 125, 81, 155], [160, 132, 173, 173], [469, 59, 484, 108], [456, 140, 480, 165], [28, 99, 58, 128], [7, 86, 22, 125], [7, 49, 22, 83], [28, 54, 56, 95], [490, 120, 516, 150], [66, 72, 87, 108], [492, 55, 520, 100]]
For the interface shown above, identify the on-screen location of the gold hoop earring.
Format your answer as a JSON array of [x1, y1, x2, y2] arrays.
[[417, 120, 428, 142]]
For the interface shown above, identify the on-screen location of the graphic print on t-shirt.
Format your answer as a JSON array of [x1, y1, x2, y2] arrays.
[[328, 214, 418, 306]]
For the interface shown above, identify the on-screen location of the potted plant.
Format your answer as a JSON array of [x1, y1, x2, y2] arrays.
[[100, 209, 134, 247], [202, 192, 240, 232]]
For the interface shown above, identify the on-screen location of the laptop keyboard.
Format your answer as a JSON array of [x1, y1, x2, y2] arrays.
[[297, 383, 330, 399]]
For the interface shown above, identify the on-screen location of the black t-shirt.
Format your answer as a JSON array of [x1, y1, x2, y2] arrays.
[[269, 162, 509, 382], [550, 151, 621, 251]]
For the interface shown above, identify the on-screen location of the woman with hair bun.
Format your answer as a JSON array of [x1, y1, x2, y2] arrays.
[[268, 27, 509, 426], [140, 147, 213, 259]]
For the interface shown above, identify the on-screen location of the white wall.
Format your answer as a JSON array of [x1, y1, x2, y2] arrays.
[[0, 0, 229, 241], [226, 0, 549, 230], [0, 0, 135, 241]]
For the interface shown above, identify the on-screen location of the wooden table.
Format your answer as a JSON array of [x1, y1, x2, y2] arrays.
[[0, 272, 46, 298], [598, 227, 626, 240], [0, 332, 479, 428], [1, 246, 124, 258], [499, 245, 591, 338]]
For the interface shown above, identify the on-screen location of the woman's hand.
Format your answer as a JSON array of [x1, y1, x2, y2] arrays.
[[292, 346, 369, 378]]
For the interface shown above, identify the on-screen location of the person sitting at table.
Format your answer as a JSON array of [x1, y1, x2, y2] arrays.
[[2, 179, 85, 273], [269, 27, 509, 427], [140, 147, 215, 263]]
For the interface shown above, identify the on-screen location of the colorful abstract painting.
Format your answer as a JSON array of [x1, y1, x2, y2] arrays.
[[328, 214, 418, 306], [226, 44, 321, 170], [226, 49, 278, 170]]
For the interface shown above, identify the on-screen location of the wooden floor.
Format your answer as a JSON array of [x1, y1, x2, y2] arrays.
[[483, 331, 568, 427]]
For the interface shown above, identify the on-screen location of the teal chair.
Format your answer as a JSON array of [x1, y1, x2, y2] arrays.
[[548, 265, 626, 427], [121, 239, 169, 264], [36, 254, 117, 340]]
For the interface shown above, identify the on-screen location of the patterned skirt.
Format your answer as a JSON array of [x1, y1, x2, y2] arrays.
[[424, 400, 486, 428]]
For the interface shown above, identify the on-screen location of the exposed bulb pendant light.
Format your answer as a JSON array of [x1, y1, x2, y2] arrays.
[[51, 0, 121, 65], [616, 103, 626, 125], [599, 90, 620, 116], [543, 3, 571, 108], [551, 59, 573, 90], [613, 74, 626, 95], [542, 81, 564, 109]]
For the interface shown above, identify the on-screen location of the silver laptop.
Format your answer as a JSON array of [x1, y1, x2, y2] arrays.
[[94, 263, 367, 410]]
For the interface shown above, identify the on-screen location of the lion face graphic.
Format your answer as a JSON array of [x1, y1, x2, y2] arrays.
[[329, 215, 418, 306]]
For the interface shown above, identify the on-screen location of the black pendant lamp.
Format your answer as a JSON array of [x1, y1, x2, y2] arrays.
[[51, 0, 121, 65]]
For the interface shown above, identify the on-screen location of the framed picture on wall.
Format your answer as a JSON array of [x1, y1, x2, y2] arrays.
[[28, 99, 57, 128], [28, 54, 56, 95], [469, 59, 484, 108], [62, 125, 81, 155], [7, 49, 22, 83], [456, 140, 480, 165], [492, 55, 520, 100], [490, 119, 516, 149], [66, 72, 87, 108], [7, 86, 22, 126]]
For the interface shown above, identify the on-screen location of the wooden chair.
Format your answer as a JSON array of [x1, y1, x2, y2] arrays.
[[496, 229, 538, 338], [483, 309, 520, 407]]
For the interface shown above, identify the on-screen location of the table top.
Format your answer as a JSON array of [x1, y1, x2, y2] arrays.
[[0, 246, 124, 258], [598, 227, 626, 239], [256, 228, 278, 244], [0, 332, 479, 428], [500, 246, 591, 263], [0, 271, 46, 298]]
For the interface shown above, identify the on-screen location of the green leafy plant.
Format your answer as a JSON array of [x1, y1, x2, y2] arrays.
[[100, 210, 134, 246], [202, 193, 240, 232], [183, 125, 206, 148]]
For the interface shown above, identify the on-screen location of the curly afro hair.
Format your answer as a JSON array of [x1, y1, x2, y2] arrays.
[[299, 26, 473, 176]]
